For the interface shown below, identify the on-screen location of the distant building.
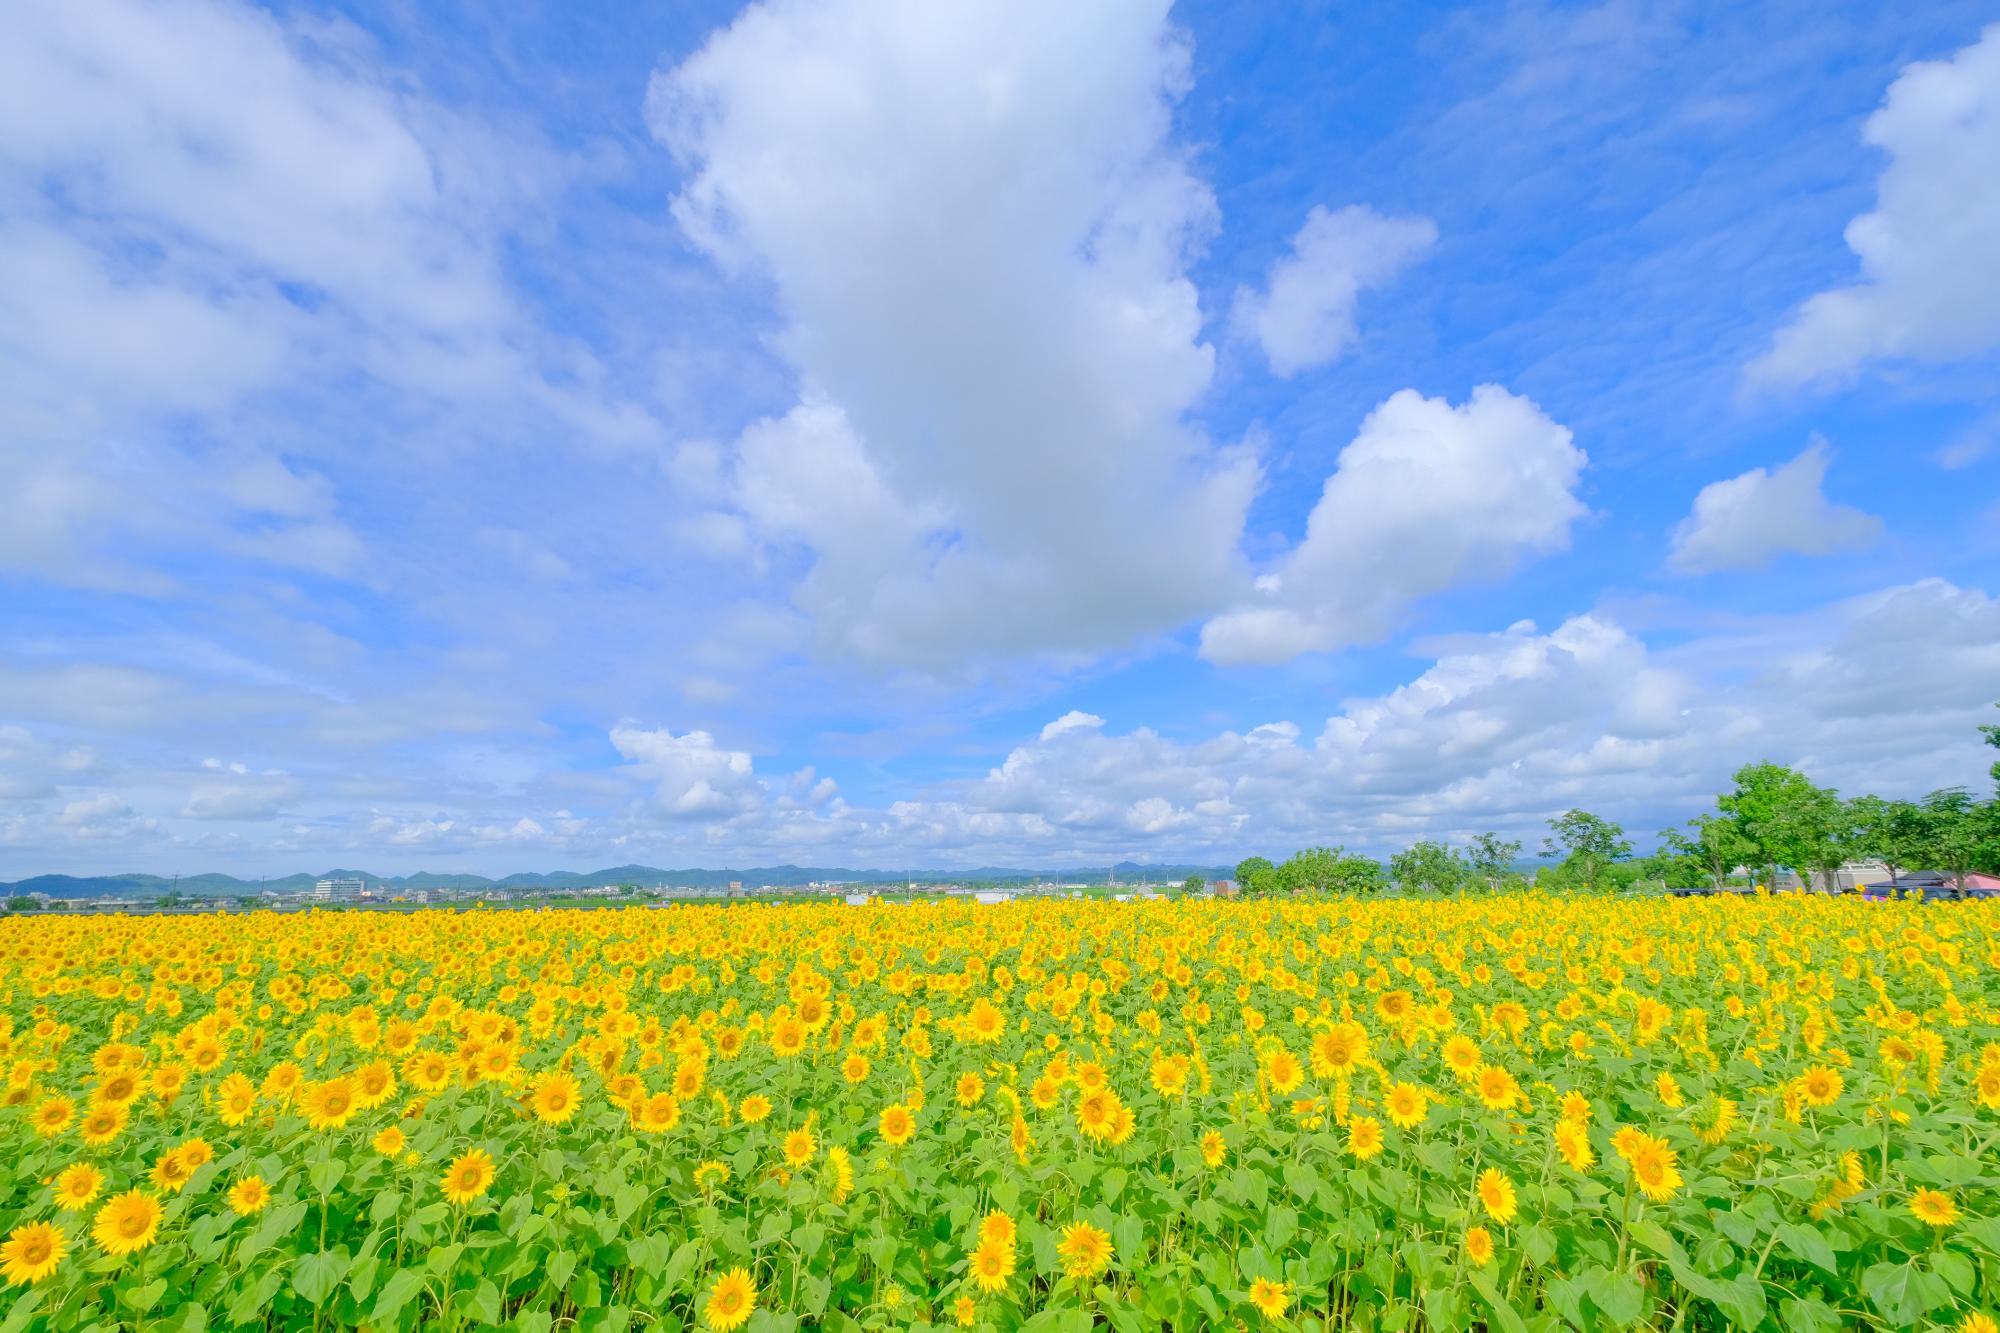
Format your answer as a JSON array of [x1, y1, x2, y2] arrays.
[[313, 877, 366, 903]]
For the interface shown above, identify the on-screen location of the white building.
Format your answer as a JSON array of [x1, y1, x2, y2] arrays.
[[313, 877, 366, 903]]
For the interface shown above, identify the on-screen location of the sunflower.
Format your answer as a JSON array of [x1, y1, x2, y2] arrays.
[[1959, 1314, 1998, 1333], [1910, 1188, 1960, 1228], [406, 1051, 453, 1093], [1057, 1221, 1113, 1278], [79, 1103, 127, 1148], [302, 1078, 358, 1131], [824, 1145, 854, 1204], [739, 1094, 773, 1124], [782, 1127, 816, 1168], [842, 1053, 870, 1084], [441, 1148, 496, 1206], [1627, 1136, 1683, 1202], [955, 1072, 985, 1106], [355, 1060, 397, 1109], [1477, 1168, 1518, 1224], [954, 1296, 977, 1327], [969, 1237, 1015, 1293], [1201, 1129, 1228, 1168], [0, 1222, 65, 1286], [373, 1125, 406, 1156], [92, 1072, 141, 1108], [52, 1163, 103, 1212], [1442, 1035, 1483, 1079], [1264, 1049, 1305, 1096], [1797, 1065, 1843, 1108], [150, 1148, 196, 1194], [217, 1073, 258, 1126], [530, 1071, 582, 1125], [91, 1190, 162, 1257], [768, 1018, 807, 1058], [703, 1267, 757, 1331], [1228, 1270, 1279, 1320], [1476, 1064, 1522, 1111], [979, 1210, 1017, 1249], [228, 1176, 271, 1215], [1347, 1115, 1385, 1161], [634, 1091, 682, 1134], [1555, 1118, 1596, 1172], [1383, 1081, 1429, 1130], [32, 1095, 74, 1137], [1310, 1023, 1369, 1078], [1464, 1225, 1496, 1267], [879, 1103, 916, 1146], [965, 999, 1006, 1043]]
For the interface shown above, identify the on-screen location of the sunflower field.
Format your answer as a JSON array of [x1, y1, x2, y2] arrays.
[[2, 894, 1998, 1333]]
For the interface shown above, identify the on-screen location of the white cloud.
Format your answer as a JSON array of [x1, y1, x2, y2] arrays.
[[1749, 24, 2000, 386], [1201, 385, 1587, 665], [1668, 438, 1881, 574], [1937, 409, 2000, 470], [1040, 711, 1105, 741], [648, 0, 1260, 671], [1234, 204, 1437, 375], [0, 0, 655, 592], [610, 722, 762, 820], [181, 774, 297, 821]]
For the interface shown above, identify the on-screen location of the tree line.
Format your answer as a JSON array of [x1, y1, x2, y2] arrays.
[[1230, 708, 2000, 896]]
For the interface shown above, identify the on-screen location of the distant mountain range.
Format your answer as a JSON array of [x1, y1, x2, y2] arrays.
[[0, 860, 1233, 899]]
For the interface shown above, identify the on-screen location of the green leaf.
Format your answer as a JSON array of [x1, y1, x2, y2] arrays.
[[227, 1266, 285, 1325], [308, 1158, 345, 1196], [1584, 1267, 1646, 1328], [373, 1269, 427, 1324], [371, 1189, 405, 1225], [292, 1250, 350, 1307], [547, 1248, 577, 1291], [516, 1314, 553, 1333], [468, 1279, 504, 1326], [661, 1238, 703, 1292], [1775, 1222, 1838, 1275], [1468, 1267, 1529, 1333]]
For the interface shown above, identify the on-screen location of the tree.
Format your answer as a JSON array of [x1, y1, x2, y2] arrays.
[[1754, 781, 1857, 893], [1389, 841, 1470, 895], [1181, 873, 1206, 896], [1850, 795, 1926, 887], [1984, 705, 2000, 791], [1233, 856, 1275, 896], [1917, 788, 1991, 892], [1718, 762, 1821, 888], [1272, 846, 1385, 896], [5, 896, 39, 912], [1467, 833, 1522, 890], [1657, 813, 1751, 891], [1541, 809, 1632, 893]]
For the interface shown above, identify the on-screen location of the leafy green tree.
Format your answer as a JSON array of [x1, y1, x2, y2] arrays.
[[1771, 783, 1860, 893], [1718, 762, 1821, 888], [1984, 705, 2000, 791], [1467, 833, 1521, 890], [1233, 856, 1275, 896], [1273, 846, 1384, 896], [1181, 873, 1206, 896], [5, 896, 39, 912], [1389, 841, 1470, 895], [1656, 813, 1752, 891], [1917, 788, 1995, 892], [1850, 795, 1927, 888], [1540, 809, 1632, 893]]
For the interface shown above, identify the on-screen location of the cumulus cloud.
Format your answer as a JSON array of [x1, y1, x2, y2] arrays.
[[648, 0, 1259, 671], [1668, 438, 1881, 574], [1749, 24, 2000, 386], [1201, 386, 1588, 665], [610, 722, 762, 820], [0, 0, 653, 591], [1234, 204, 1437, 375]]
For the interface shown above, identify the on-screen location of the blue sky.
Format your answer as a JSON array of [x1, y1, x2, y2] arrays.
[[2, 0, 1997, 876]]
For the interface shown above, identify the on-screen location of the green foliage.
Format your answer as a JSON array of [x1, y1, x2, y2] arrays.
[[1540, 809, 1632, 893], [1466, 833, 1521, 889], [1387, 841, 1469, 895]]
